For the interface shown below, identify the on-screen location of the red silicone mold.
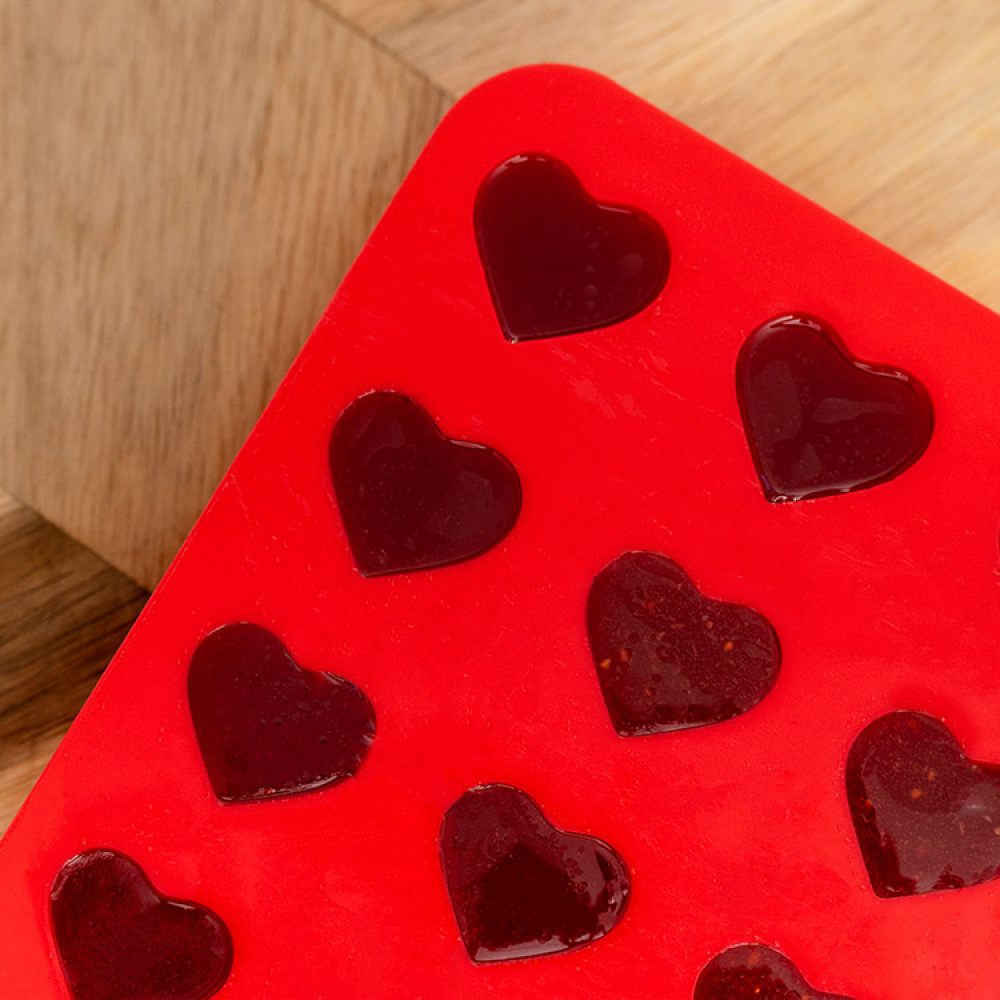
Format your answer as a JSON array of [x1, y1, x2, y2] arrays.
[[2, 65, 999, 1000]]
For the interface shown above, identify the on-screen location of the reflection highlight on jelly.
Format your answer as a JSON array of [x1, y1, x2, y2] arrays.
[[330, 391, 521, 576], [474, 153, 669, 341], [188, 623, 375, 804], [587, 552, 780, 736], [439, 784, 630, 962], [696, 944, 856, 1000], [50, 849, 232, 1000], [847, 710, 1000, 897], [737, 313, 933, 501]]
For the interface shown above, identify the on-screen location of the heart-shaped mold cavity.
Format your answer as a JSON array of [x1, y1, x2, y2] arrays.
[[695, 944, 856, 1000], [737, 314, 933, 501], [188, 623, 375, 804], [330, 391, 521, 576], [51, 849, 232, 1000], [847, 710, 1000, 897], [439, 783, 630, 963], [587, 552, 780, 736], [474, 153, 669, 341]]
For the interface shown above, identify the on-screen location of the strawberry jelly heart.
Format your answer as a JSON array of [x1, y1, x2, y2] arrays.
[[439, 784, 631, 963], [846, 711, 1000, 898], [736, 314, 933, 501], [51, 849, 232, 1000], [474, 153, 669, 342], [329, 391, 521, 576], [586, 552, 780, 737], [188, 623, 375, 804], [695, 944, 855, 1000]]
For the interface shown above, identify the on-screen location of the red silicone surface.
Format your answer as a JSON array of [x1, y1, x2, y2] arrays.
[[2, 65, 1000, 999]]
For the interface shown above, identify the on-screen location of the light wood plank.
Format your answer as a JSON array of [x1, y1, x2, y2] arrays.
[[0, 734, 63, 840], [0, 490, 148, 834], [0, 0, 450, 589], [383, 0, 1000, 311], [316, 0, 470, 38]]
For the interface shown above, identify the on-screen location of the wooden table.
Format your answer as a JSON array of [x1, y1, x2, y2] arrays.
[[1, 0, 997, 832]]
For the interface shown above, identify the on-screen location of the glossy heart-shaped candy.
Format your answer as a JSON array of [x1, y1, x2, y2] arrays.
[[587, 552, 780, 736], [188, 623, 375, 803], [847, 711, 1000, 897], [51, 849, 232, 1000], [474, 153, 669, 341], [439, 784, 630, 963], [695, 945, 856, 1000], [330, 391, 521, 576], [737, 314, 933, 501]]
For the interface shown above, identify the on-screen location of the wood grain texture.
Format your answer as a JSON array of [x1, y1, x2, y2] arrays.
[[0, 0, 450, 589], [0, 490, 148, 834], [317, 0, 469, 37], [382, 0, 1000, 311]]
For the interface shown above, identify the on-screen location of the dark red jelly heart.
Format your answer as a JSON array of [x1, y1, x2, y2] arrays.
[[50, 849, 232, 1000], [329, 391, 521, 576], [439, 783, 630, 963], [188, 623, 375, 804], [587, 551, 779, 737], [474, 153, 669, 341], [695, 944, 856, 1000], [847, 710, 1000, 897], [736, 313, 933, 501]]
